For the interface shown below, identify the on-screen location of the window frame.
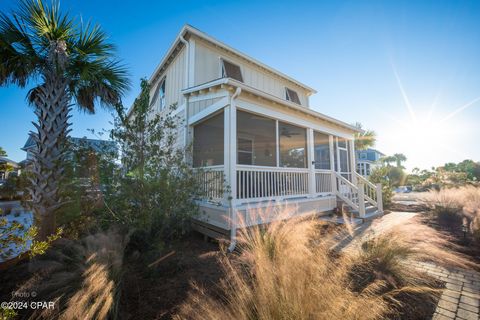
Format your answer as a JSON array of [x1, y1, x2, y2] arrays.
[[151, 76, 166, 112], [221, 58, 244, 82], [285, 87, 301, 105]]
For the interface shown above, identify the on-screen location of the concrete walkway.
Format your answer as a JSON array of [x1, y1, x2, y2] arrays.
[[335, 211, 480, 320]]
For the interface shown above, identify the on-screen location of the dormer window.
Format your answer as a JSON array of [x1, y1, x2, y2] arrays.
[[152, 77, 166, 112], [285, 87, 301, 105], [221, 59, 243, 82]]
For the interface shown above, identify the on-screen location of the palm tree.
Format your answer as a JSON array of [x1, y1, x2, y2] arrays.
[[0, 0, 129, 239], [393, 153, 407, 169], [380, 156, 396, 167], [353, 122, 376, 150], [0, 147, 6, 157]]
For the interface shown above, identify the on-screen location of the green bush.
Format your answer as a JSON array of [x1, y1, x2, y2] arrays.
[[102, 79, 204, 245]]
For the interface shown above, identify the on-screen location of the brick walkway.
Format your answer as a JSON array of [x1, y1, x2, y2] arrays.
[[415, 262, 480, 320], [333, 212, 480, 320]]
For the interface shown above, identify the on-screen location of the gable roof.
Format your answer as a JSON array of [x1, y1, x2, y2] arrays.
[[149, 24, 317, 95]]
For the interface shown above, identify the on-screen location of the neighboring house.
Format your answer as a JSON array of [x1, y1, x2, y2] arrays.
[[137, 25, 383, 244], [0, 157, 20, 181], [356, 148, 385, 177], [22, 135, 116, 162], [22, 136, 116, 179]]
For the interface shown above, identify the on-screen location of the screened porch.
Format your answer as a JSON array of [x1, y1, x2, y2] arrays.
[[192, 108, 357, 205]]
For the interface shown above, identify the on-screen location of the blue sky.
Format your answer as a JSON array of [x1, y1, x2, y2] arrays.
[[1, 0, 479, 170]]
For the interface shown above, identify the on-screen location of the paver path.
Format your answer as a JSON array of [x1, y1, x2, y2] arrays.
[[334, 211, 479, 320], [416, 262, 480, 320]]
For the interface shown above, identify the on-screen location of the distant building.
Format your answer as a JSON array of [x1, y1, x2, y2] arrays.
[[356, 148, 384, 177], [0, 157, 20, 181], [22, 135, 117, 165]]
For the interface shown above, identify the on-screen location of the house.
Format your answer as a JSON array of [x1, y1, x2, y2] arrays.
[[142, 25, 383, 248], [0, 157, 20, 182], [22, 136, 116, 163], [356, 148, 384, 177]]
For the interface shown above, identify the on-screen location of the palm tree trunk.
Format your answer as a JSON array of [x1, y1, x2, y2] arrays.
[[28, 73, 71, 240]]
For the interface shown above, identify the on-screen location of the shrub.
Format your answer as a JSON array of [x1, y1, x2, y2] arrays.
[[177, 207, 478, 320], [422, 186, 480, 240], [103, 79, 203, 244], [12, 229, 127, 320]]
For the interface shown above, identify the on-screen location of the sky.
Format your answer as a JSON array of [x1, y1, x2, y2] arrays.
[[1, 0, 479, 171]]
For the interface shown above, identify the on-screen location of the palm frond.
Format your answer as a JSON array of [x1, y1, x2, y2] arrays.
[[69, 59, 130, 113], [0, 10, 42, 86], [18, 0, 74, 43], [71, 21, 115, 59]]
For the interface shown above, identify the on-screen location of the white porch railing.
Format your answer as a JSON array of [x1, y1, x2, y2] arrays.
[[236, 165, 309, 200], [315, 170, 333, 193], [194, 166, 383, 216], [194, 165, 225, 202], [334, 172, 360, 211], [355, 172, 377, 207]]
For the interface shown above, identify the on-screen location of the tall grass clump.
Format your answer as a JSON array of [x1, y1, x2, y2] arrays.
[[176, 210, 476, 320], [14, 229, 127, 320], [423, 186, 480, 240]]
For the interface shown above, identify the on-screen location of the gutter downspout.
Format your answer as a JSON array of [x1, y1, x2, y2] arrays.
[[179, 34, 190, 159], [228, 87, 242, 253]]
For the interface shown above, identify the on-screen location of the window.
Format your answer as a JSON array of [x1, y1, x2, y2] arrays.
[[221, 59, 243, 82], [313, 131, 330, 169], [360, 152, 367, 160], [151, 77, 166, 112], [237, 111, 276, 166], [279, 122, 307, 168], [193, 112, 224, 167], [285, 88, 301, 105]]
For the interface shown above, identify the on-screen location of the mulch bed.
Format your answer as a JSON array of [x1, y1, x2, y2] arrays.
[[120, 232, 228, 319]]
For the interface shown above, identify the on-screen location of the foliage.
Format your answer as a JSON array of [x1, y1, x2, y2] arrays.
[[369, 166, 408, 208], [103, 79, 203, 244], [54, 138, 117, 238], [176, 212, 473, 320], [0, 147, 7, 157], [0, 0, 129, 239], [11, 229, 127, 320], [0, 174, 20, 200], [0, 209, 62, 261], [407, 160, 479, 190], [353, 122, 376, 150], [422, 186, 480, 242]]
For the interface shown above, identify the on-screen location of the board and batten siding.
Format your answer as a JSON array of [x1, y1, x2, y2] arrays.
[[150, 46, 187, 109], [188, 97, 223, 118], [193, 37, 310, 108]]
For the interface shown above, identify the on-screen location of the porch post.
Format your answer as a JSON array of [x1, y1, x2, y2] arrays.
[[229, 99, 237, 204], [349, 138, 357, 185], [223, 106, 232, 206], [307, 128, 315, 197], [329, 135, 336, 193]]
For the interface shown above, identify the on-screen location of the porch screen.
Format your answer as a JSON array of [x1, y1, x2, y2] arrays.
[[314, 131, 330, 170], [193, 111, 224, 167], [237, 110, 276, 166], [279, 122, 307, 168]]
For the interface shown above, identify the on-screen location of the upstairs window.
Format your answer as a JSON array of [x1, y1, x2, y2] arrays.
[[285, 87, 301, 105], [152, 77, 166, 112], [221, 59, 243, 82]]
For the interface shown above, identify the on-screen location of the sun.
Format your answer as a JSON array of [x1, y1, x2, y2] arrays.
[[378, 64, 478, 170]]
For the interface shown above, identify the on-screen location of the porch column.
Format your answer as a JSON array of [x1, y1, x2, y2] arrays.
[[307, 128, 316, 197], [349, 139, 357, 185], [329, 135, 337, 193], [224, 102, 237, 206], [224, 106, 231, 206]]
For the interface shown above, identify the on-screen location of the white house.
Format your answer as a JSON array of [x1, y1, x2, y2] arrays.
[[143, 25, 383, 248]]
